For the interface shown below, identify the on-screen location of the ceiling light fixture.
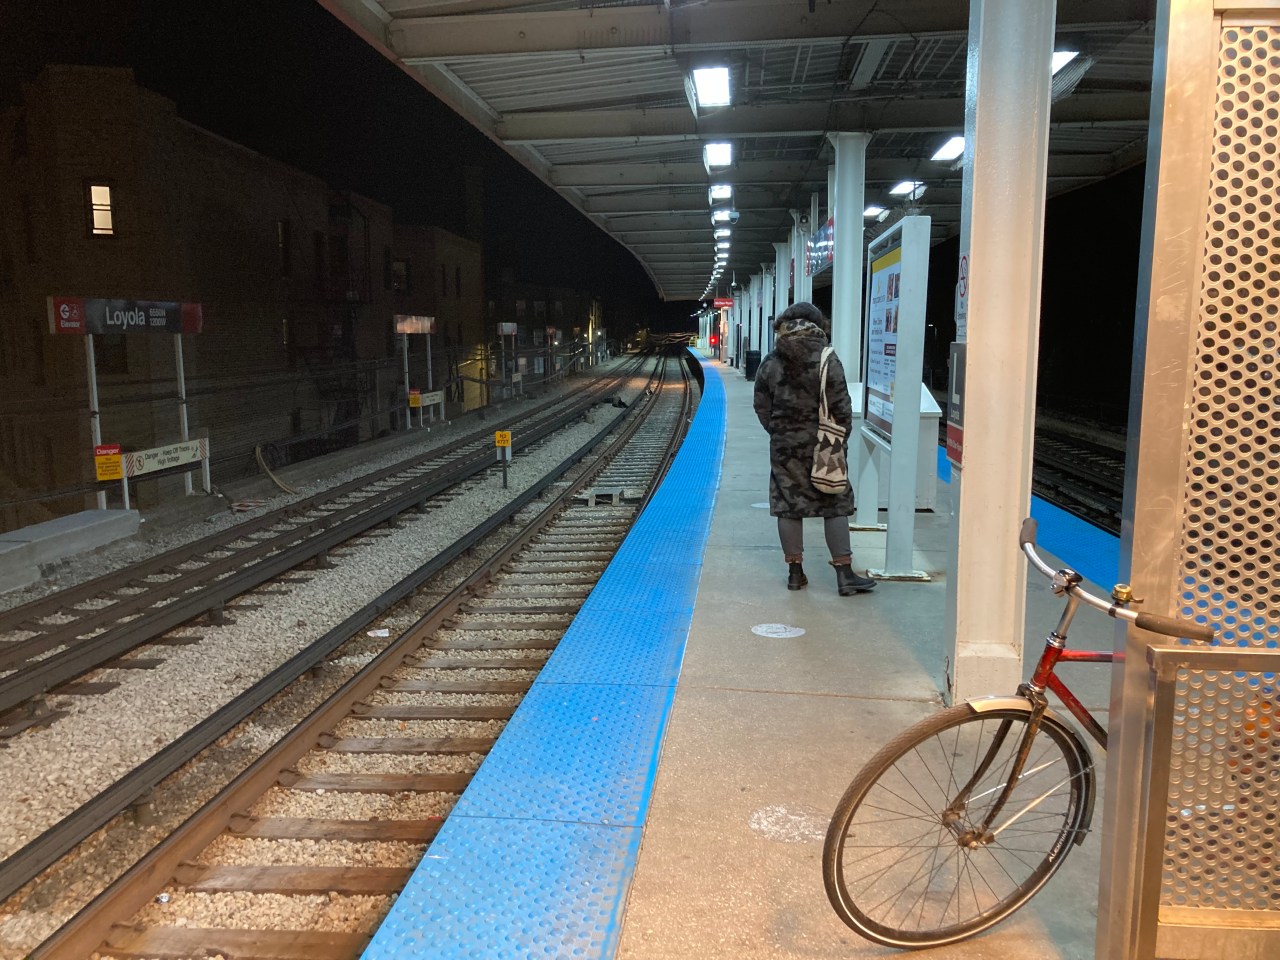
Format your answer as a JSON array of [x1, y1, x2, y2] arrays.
[[889, 180, 924, 196], [692, 66, 731, 108], [708, 184, 733, 205], [703, 142, 732, 171], [1052, 50, 1079, 74], [931, 136, 965, 162], [864, 205, 886, 217], [713, 228, 731, 239]]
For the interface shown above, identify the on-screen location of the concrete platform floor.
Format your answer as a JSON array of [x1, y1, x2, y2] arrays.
[[616, 363, 1116, 960]]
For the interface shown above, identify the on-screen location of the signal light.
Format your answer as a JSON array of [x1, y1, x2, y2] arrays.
[[709, 335, 718, 346]]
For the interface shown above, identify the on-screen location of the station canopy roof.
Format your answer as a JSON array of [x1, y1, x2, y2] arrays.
[[321, 0, 1154, 301]]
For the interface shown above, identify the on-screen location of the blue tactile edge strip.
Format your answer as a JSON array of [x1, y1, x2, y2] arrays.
[[362, 358, 727, 960], [935, 445, 1119, 587]]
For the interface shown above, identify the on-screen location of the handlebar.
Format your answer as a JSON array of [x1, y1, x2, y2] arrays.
[[1018, 517, 1216, 643]]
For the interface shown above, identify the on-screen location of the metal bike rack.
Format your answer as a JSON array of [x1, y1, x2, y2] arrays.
[[1134, 645, 1280, 960]]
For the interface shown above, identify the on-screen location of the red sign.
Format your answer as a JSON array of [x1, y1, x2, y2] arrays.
[[48, 297, 203, 335], [94, 444, 121, 457], [712, 298, 733, 308]]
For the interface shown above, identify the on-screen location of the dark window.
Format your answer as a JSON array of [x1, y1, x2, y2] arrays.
[[313, 231, 326, 288], [391, 259, 410, 294], [455, 265, 461, 297], [86, 182, 114, 236], [330, 236, 349, 283], [11, 117, 28, 160], [515, 300, 526, 321], [19, 195, 36, 263], [383, 247, 392, 290], [276, 220, 291, 276], [441, 264, 448, 298]]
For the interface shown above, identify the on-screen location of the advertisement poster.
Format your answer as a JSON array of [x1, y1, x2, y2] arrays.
[[864, 244, 901, 438]]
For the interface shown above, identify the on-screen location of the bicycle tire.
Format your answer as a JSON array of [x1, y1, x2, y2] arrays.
[[822, 702, 1094, 949]]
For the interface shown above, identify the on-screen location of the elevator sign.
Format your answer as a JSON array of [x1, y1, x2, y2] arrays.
[[48, 297, 203, 335]]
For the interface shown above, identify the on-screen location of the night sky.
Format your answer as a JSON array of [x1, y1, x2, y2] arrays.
[[1, 0, 689, 327], [2, 0, 1147, 416]]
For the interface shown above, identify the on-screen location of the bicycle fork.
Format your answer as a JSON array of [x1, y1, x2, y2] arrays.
[[943, 582, 1092, 848], [941, 697, 1053, 848]]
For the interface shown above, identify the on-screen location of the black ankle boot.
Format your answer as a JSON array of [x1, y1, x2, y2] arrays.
[[787, 562, 808, 590], [834, 563, 876, 595]]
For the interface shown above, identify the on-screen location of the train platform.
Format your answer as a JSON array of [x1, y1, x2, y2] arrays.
[[363, 353, 1122, 960]]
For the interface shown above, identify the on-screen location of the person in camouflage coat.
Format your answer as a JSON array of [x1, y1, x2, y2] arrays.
[[753, 302, 875, 595]]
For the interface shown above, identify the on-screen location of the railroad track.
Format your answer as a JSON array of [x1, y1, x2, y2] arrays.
[[1033, 429, 1125, 533], [17, 354, 696, 959], [0, 356, 653, 735]]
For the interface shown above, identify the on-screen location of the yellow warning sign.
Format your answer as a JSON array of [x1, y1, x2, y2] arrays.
[[494, 431, 511, 448], [409, 389, 421, 409], [94, 443, 123, 481]]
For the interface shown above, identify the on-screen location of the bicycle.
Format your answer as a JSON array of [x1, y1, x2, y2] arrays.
[[821, 517, 1216, 949]]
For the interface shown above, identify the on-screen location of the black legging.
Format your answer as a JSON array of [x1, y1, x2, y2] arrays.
[[777, 516, 851, 562]]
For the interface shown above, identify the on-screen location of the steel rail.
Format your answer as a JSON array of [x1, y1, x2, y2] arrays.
[[1, 363, 667, 909], [0, 357, 647, 635], [29, 353, 692, 957], [0, 360, 652, 716]]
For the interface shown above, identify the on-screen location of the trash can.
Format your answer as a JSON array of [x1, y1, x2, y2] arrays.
[[744, 349, 762, 380]]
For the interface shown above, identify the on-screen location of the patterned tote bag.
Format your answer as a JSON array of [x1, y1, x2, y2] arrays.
[[811, 346, 850, 494]]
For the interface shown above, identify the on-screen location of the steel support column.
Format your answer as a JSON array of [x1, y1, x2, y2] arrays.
[[946, 0, 1055, 701], [829, 133, 869, 383]]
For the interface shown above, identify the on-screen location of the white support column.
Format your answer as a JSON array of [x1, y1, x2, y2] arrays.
[[773, 241, 790, 322], [829, 133, 869, 382], [747, 272, 757, 355], [946, 0, 1056, 702], [827, 165, 837, 224], [737, 291, 747, 366], [760, 264, 774, 350], [789, 211, 806, 304]]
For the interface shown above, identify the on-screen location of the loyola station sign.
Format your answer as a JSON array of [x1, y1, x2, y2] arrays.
[[47, 296, 204, 336]]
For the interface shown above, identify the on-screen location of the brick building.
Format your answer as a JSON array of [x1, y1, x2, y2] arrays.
[[0, 66, 482, 532], [391, 224, 484, 408]]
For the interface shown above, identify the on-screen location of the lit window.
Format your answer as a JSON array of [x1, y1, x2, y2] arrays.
[[88, 184, 114, 235]]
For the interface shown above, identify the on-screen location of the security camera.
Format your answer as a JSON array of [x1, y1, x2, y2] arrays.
[[799, 212, 810, 227], [728, 210, 740, 224]]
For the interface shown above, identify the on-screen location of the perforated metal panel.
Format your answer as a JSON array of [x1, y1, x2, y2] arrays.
[[1166, 21, 1280, 914]]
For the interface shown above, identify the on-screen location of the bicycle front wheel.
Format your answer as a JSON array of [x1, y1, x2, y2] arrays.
[[822, 702, 1094, 949]]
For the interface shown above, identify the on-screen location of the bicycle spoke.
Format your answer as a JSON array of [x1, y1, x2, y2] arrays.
[[824, 707, 1088, 947]]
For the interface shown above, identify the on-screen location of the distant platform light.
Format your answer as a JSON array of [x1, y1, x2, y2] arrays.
[[863, 205, 887, 217], [931, 136, 965, 162], [708, 183, 733, 204], [713, 228, 732, 239], [692, 67, 731, 108]]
